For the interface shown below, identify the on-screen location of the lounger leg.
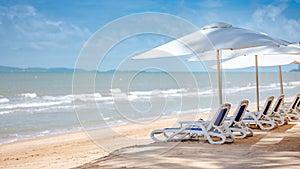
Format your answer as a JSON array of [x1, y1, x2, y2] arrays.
[[229, 127, 246, 139], [205, 131, 226, 144], [257, 119, 275, 130], [222, 123, 235, 142], [150, 129, 191, 142]]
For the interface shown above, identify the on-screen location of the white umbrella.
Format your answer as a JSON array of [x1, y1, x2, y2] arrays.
[[205, 45, 300, 111], [132, 22, 288, 105], [132, 23, 287, 60]]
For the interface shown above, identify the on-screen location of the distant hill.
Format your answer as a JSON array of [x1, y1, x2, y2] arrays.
[[290, 69, 300, 72], [0, 65, 91, 73], [290, 64, 300, 72]]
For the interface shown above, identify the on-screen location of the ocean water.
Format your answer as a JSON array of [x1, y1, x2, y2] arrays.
[[0, 72, 299, 144]]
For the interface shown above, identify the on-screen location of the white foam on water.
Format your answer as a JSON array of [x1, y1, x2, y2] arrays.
[[128, 88, 188, 99], [43, 93, 113, 102], [0, 97, 9, 103], [19, 93, 37, 98], [103, 117, 111, 121], [0, 100, 71, 110], [0, 110, 11, 115], [224, 86, 256, 94], [0, 128, 83, 145], [197, 89, 214, 95], [72, 93, 105, 101], [288, 81, 300, 86], [129, 91, 153, 96], [110, 88, 122, 93]]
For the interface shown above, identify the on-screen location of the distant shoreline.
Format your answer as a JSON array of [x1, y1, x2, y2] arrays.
[[1, 65, 300, 73]]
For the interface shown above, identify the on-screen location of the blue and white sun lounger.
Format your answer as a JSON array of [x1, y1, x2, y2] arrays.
[[243, 96, 276, 130], [281, 93, 300, 122], [150, 103, 234, 144], [268, 94, 286, 126], [225, 100, 253, 139]]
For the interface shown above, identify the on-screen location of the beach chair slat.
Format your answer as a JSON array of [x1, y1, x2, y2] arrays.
[[262, 100, 273, 116], [291, 97, 299, 109], [214, 108, 228, 126], [234, 105, 247, 122]]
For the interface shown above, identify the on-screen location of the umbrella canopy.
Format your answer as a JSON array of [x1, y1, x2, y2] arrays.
[[200, 45, 300, 111], [188, 44, 299, 62], [132, 23, 286, 60], [132, 22, 288, 105], [220, 54, 300, 68]]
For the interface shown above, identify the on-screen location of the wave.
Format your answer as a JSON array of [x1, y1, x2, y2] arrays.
[[0, 93, 115, 115], [19, 93, 37, 98], [44, 93, 113, 102], [288, 81, 300, 87], [197, 89, 214, 96], [1, 80, 298, 116], [223, 82, 299, 94], [130, 88, 186, 95], [0, 127, 83, 145], [0, 110, 11, 115], [109, 88, 122, 93], [0, 97, 9, 103], [128, 88, 188, 99], [0, 100, 72, 110], [224, 86, 256, 94]]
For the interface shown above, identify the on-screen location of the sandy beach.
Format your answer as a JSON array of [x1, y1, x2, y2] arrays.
[[77, 122, 300, 169], [0, 112, 195, 169], [1, 103, 300, 169], [1, 0, 300, 168]]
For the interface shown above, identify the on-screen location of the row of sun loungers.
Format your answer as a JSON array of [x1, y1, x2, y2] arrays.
[[150, 93, 300, 144]]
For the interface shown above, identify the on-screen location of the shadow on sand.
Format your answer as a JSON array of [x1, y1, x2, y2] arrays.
[[74, 123, 300, 169]]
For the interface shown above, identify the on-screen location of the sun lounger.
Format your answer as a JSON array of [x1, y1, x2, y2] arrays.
[[243, 96, 276, 130], [150, 103, 234, 144], [281, 93, 300, 122], [297, 98, 300, 112], [225, 100, 253, 139], [268, 94, 286, 126]]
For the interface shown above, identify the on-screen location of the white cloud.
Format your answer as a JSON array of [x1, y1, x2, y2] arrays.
[[0, 5, 37, 20], [0, 5, 91, 50], [45, 20, 63, 27], [252, 4, 286, 23], [250, 3, 300, 42]]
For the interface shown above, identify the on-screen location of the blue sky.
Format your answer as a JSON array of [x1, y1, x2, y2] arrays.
[[0, 0, 300, 71]]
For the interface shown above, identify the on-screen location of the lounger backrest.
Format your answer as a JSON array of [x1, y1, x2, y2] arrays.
[[290, 93, 300, 110], [272, 94, 284, 113], [261, 96, 274, 116], [234, 100, 249, 122], [212, 103, 231, 126], [290, 96, 299, 109], [227, 100, 249, 127]]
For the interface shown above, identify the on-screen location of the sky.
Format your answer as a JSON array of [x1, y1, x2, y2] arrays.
[[0, 0, 300, 72]]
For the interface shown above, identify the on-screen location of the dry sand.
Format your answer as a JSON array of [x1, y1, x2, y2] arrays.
[[1, 105, 300, 169], [0, 114, 192, 169], [75, 122, 300, 169]]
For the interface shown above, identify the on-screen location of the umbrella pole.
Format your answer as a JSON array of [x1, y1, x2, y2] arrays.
[[279, 65, 284, 95], [217, 50, 222, 105], [255, 55, 260, 111]]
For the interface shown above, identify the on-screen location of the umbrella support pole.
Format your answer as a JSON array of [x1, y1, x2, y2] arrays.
[[279, 65, 284, 95], [217, 50, 222, 105], [255, 55, 260, 111]]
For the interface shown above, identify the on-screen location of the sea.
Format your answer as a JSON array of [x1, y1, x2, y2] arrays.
[[0, 71, 300, 144]]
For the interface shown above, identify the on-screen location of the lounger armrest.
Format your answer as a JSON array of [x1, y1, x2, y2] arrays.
[[244, 111, 259, 117], [179, 120, 210, 127], [272, 111, 283, 118]]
